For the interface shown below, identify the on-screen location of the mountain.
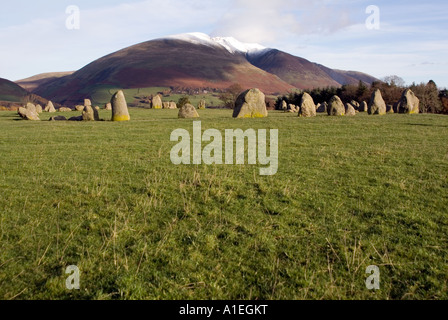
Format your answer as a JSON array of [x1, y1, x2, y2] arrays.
[[0, 77, 51, 108], [247, 49, 341, 89], [248, 50, 377, 89], [0, 77, 29, 102], [16, 72, 74, 92], [31, 33, 378, 105]]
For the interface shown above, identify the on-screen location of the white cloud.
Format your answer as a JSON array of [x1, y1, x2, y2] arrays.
[[211, 0, 356, 44], [0, 0, 227, 80], [0, 0, 447, 88]]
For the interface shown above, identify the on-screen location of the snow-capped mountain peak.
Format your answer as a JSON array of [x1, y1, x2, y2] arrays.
[[210, 36, 266, 54], [162, 32, 267, 55]]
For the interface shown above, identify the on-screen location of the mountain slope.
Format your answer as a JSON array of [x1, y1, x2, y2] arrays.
[[16, 72, 74, 92], [316, 64, 378, 86], [0, 77, 29, 102], [248, 49, 378, 89], [247, 49, 341, 89], [34, 35, 295, 105], [32, 32, 378, 105]]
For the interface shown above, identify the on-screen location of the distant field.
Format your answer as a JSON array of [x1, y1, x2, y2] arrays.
[[89, 86, 223, 108], [0, 109, 447, 300]]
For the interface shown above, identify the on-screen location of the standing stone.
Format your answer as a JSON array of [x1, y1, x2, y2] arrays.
[[75, 105, 85, 112], [327, 96, 345, 116], [169, 102, 177, 109], [111, 90, 130, 121], [198, 99, 206, 110], [233, 88, 268, 118], [289, 104, 298, 113], [36, 105, 43, 114], [59, 107, 72, 112], [18, 104, 40, 121], [178, 104, 200, 118], [359, 101, 368, 112], [299, 92, 316, 118], [26, 103, 37, 113], [350, 100, 360, 110], [316, 102, 328, 113], [45, 101, 56, 113], [282, 100, 288, 111], [82, 105, 100, 121], [18, 107, 27, 118], [152, 95, 163, 109], [393, 102, 400, 113], [105, 103, 112, 111], [398, 89, 420, 114], [386, 105, 394, 113], [163, 102, 170, 109], [368, 89, 387, 115], [84, 99, 92, 107], [345, 103, 357, 116]]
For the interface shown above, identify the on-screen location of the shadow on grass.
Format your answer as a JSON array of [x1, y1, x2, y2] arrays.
[[407, 123, 448, 128]]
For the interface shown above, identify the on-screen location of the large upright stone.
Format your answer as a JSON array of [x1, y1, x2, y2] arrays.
[[26, 103, 37, 113], [111, 90, 130, 121], [282, 100, 288, 111], [18, 103, 40, 121], [233, 88, 268, 118], [163, 102, 170, 109], [178, 104, 199, 118], [169, 102, 177, 109], [105, 103, 112, 111], [398, 89, 420, 114], [152, 95, 163, 109], [359, 101, 368, 112], [84, 99, 92, 107], [368, 89, 387, 115], [45, 101, 56, 113], [316, 102, 328, 113], [350, 100, 360, 110], [289, 104, 298, 113], [345, 103, 356, 116], [198, 99, 206, 110], [36, 105, 43, 114], [82, 105, 100, 121], [299, 92, 316, 118], [327, 96, 345, 116]]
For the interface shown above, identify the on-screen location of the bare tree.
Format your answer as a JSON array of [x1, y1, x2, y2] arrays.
[[382, 75, 406, 87], [218, 83, 243, 109]]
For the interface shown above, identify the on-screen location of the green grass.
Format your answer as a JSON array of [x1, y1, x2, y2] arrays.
[[87, 86, 222, 107], [0, 109, 447, 300]]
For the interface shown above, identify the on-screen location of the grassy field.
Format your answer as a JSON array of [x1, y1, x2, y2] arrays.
[[0, 109, 447, 300], [88, 86, 223, 108]]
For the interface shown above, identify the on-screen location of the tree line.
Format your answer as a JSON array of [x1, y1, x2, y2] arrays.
[[275, 77, 446, 114]]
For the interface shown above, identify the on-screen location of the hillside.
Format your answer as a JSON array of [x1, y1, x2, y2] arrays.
[[33, 35, 295, 105], [16, 72, 74, 92], [247, 49, 341, 89], [0, 77, 29, 102], [31, 33, 378, 106]]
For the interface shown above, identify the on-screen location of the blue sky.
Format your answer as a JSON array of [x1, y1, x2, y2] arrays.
[[0, 0, 447, 87]]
